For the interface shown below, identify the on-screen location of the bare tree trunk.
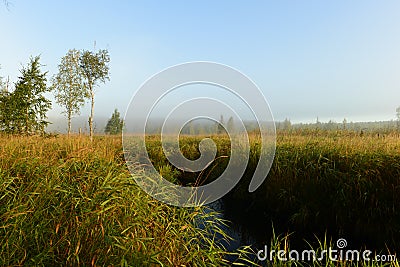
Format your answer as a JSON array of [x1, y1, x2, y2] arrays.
[[89, 89, 95, 142], [67, 111, 71, 136]]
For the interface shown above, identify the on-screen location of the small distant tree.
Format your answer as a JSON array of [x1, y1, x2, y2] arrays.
[[52, 49, 87, 135], [315, 117, 321, 129], [342, 118, 347, 130], [325, 119, 336, 131], [283, 118, 291, 131], [227, 116, 235, 133], [396, 107, 400, 130], [80, 49, 110, 141], [105, 109, 124, 135], [217, 114, 224, 134]]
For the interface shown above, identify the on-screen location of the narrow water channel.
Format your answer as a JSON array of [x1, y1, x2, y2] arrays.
[[205, 199, 258, 251]]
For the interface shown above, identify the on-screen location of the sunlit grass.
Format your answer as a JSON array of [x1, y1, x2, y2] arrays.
[[1, 131, 400, 266], [0, 135, 231, 266], [144, 130, 400, 262]]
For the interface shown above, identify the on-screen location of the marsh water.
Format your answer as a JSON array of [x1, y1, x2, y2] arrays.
[[205, 199, 258, 251], [205, 197, 394, 260]]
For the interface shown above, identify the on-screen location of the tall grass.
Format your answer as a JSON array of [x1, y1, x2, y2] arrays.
[[244, 131, 400, 250], [144, 131, 400, 252], [0, 135, 231, 266], [2, 132, 400, 266]]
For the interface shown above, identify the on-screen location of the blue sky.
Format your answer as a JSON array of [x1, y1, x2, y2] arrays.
[[1, 1, 400, 128]]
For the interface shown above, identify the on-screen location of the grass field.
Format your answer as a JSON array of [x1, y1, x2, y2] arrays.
[[0, 135, 236, 266], [1, 132, 400, 266], [224, 130, 400, 251]]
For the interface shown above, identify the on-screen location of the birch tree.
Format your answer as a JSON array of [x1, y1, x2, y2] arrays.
[[52, 49, 87, 135], [79, 49, 110, 141]]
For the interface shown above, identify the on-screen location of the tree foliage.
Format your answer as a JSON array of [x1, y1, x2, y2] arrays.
[[0, 56, 51, 134], [51, 49, 87, 135], [0, 66, 10, 130], [0, 66, 4, 91], [0, 90, 10, 131], [79, 49, 110, 140], [105, 109, 124, 135]]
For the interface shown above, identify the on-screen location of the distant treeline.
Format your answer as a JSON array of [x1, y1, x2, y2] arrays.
[[144, 116, 263, 135], [143, 116, 400, 135], [276, 118, 399, 132]]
